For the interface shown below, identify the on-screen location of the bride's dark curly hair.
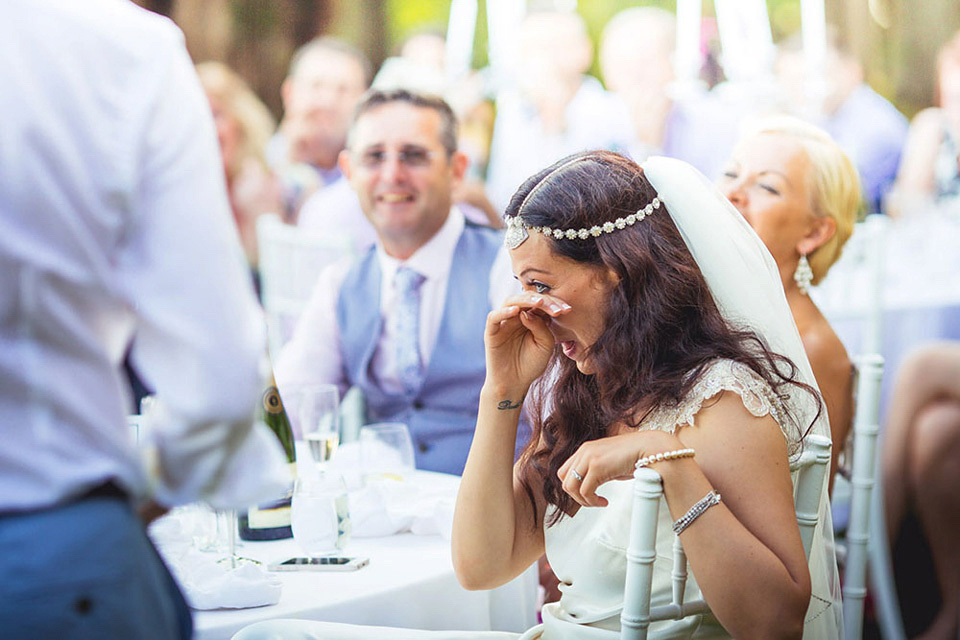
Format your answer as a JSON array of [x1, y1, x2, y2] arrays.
[[509, 151, 821, 526]]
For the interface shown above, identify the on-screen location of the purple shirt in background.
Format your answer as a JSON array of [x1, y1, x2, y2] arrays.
[[819, 84, 909, 214], [624, 92, 746, 183], [662, 96, 746, 182]]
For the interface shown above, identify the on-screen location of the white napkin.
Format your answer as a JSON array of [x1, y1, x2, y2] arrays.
[[347, 474, 456, 539], [176, 552, 282, 610], [149, 513, 282, 610], [348, 479, 415, 537], [297, 441, 459, 539]]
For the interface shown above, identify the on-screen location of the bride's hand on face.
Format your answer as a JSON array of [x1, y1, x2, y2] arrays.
[[484, 292, 571, 392], [558, 429, 685, 507]]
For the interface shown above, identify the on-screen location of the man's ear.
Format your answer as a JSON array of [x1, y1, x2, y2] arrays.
[[338, 149, 352, 181], [797, 215, 836, 256], [450, 151, 469, 184], [280, 78, 294, 113]]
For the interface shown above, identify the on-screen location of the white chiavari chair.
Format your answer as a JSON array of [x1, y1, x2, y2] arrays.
[[620, 434, 833, 640], [256, 213, 354, 359]]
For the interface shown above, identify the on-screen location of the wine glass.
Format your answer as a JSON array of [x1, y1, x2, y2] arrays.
[[295, 384, 341, 472], [291, 473, 351, 558], [180, 502, 230, 553], [217, 508, 257, 568], [359, 422, 415, 482]]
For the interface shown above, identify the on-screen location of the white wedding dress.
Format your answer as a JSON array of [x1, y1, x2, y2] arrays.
[[236, 360, 840, 640], [527, 359, 838, 640]]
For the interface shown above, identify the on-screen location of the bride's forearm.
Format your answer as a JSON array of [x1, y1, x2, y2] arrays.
[[452, 384, 541, 590], [658, 463, 809, 640]]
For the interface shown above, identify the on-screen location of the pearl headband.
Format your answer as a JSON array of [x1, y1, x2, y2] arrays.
[[503, 196, 661, 250]]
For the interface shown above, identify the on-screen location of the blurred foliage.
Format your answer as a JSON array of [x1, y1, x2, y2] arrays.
[[230, 0, 282, 36], [387, 0, 450, 50]]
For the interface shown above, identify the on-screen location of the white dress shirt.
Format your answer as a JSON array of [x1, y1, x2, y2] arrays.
[[0, 0, 289, 511], [277, 207, 518, 396]]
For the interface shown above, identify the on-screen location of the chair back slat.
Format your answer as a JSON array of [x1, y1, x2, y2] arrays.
[[791, 434, 832, 559], [621, 468, 664, 640], [843, 354, 884, 640], [670, 537, 688, 610], [256, 213, 354, 357]]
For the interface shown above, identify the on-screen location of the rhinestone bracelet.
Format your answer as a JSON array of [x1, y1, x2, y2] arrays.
[[672, 490, 722, 535], [634, 448, 696, 470]]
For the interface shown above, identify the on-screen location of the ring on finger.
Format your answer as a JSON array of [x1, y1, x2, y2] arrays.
[[570, 469, 584, 482]]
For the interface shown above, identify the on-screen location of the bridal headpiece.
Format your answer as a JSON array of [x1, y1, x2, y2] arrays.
[[503, 154, 662, 250], [504, 197, 661, 249]]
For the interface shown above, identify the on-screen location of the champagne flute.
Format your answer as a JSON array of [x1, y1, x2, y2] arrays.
[[298, 384, 341, 471], [216, 508, 258, 568]]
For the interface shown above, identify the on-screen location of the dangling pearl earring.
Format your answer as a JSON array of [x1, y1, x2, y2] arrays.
[[794, 253, 813, 295]]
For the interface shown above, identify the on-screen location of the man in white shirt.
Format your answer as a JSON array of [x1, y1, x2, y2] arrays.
[[277, 89, 520, 475], [0, 2, 289, 637]]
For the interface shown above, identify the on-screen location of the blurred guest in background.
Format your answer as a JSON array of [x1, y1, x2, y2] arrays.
[[373, 30, 448, 97], [890, 30, 960, 216], [197, 61, 282, 285], [0, 1, 290, 637], [719, 115, 860, 483], [775, 32, 908, 214], [882, 342, 960, 640], [277, 89, 520, 475], [484, 9, 634, 212], [298, 33, 501, 245], [599, 6, 742, 181], [267, 37, 372, 223]]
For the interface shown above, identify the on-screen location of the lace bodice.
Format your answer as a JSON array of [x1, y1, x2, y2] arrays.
[[639, 359, 803, 457]]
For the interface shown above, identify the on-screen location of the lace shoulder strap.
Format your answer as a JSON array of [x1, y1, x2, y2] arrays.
[[641, 360, 799, 453]]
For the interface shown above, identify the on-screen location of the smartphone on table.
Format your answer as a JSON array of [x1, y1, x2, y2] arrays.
[[268, 556, 369, 572]]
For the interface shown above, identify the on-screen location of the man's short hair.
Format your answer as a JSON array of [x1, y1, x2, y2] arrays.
[[349, 88, 459, 156], [288, 36, 374, 88]]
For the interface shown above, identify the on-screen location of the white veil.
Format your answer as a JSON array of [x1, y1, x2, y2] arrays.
[[642, 156, 842, 638]]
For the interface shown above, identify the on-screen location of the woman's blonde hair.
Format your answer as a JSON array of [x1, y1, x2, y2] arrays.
[[748, 115, 861, 284], [195, 61, 276, 180]]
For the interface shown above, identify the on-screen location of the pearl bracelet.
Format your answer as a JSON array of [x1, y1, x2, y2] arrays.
[[672, 490, 722, 535], [634, 447, 695, 470]]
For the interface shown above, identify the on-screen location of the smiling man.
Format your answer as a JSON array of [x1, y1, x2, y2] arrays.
[[276, 89, 520, 474]]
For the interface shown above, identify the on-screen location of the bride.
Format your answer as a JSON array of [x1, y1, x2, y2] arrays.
[[235, 153, 841, 639]]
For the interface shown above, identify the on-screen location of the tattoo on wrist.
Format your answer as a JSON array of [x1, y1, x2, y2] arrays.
[[497, 399, 523, 410]]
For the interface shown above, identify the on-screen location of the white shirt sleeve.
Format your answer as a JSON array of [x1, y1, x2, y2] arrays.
[[115, 33, 289, 507]]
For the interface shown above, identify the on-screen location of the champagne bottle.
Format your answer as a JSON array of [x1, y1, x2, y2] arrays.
[[238, 372, 296, 541]]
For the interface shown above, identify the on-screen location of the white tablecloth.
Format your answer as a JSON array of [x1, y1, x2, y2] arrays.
[[153, 472, 539, 640]]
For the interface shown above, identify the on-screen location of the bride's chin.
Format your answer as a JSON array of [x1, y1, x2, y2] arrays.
[[574, 358, 597, 376]]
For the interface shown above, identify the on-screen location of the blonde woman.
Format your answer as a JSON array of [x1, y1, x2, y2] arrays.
[[196, 61, 282, 276], [718, 115, 860, 486]]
